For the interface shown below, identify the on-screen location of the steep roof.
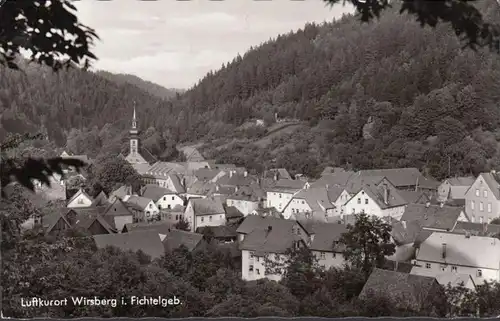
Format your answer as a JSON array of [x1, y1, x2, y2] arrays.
[[109, 185, 132, 201], [227, 185, 265, 202], [309, 171, 356, 188], [266, 179, 306, 193], [344, 175, 388, 194], [71, 208, 114, 233], [141, 184, 176, 202], [196, 225, 237, 238], [186, 180, 215, 195], [43, 209, 72, 234], [162, 229, 204, 252], [123, 221, 173, 235], [121, 146, 156, 164], [193, 168, 222, 181], [357, 168, 439, 189], [67, 188, 93, 206], [217, 172, 256, 187], [91, 191, 109, 207], [397, 190, 429, 204], [240, 223, 304, 255], [417, 231, 500, 270], [263, 168, 292, 180], [308, 223, 347, 252], [94, 231, 165, 259], [401, 204, 462, 231], [146, 162, 188, 177], [476, 172, 500, 200], [452, 221, 500, 237], [236, 215, 305, 235], [410, 268, 475, 289], [445, 176, 476, 186], [359, 268, 438, 308], [390, 220, 423, 245], [353, 183, 407, 209], [102, 198, 134, 217], [124, 195, 153, 210], [225, 206, 244, 219], [189, 197, 225, 216], [293, 187, 337, 213]]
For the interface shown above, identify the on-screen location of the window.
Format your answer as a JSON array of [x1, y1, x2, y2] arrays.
[[77, 198, 84, 204], [477, 269, 483, 277], [451, 266, 458, 272], [480, 216, 484, 223], [163, 197, 166, 201], [279, 194, 282, 198], [480, 202, 484, 211], [352, 208, 355, 214], [167, 205, 171, 209], [484, 190, 488, 198], [149, 203, 152, 208], [332, 253, 337, 258], [201, 217, 204, 222], [440, 264, 446, 271], [209, 216, 212, 222], [426, 263, 431, 269], [471, 200, 475, 210], [365, 199, 368, 204], [357, 198, 361, 204], [302, 201, 305, 204], [256, 257, 260, 262], [172, 196, 175, 200], [249, 265, 254, 272], [175, 215, 178, 220], [488, 203, 492, 213], [320, 252, 326, 259], [158, 205, 162, 209], [250, 251, 255, 258], [476, 189, 480, 196], [256, 268, 260, 275]]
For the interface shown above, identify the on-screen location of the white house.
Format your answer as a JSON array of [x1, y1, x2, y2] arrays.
[[308, 223, 347, 269], [66, 188, 93, 209], [123, 195, 159, 222], [343, 183, 407, 219], [102, 198, 134, 232], [438, 176, 475, 203], [239, 220, 309, 282], [464, 171, 500, 223], [226, 185, 265, 216], [282, 186, 342, 220], [184, 197, 226, 232], [410, 268, 476, 290], [413, 231, 500, 284], [141, 184, 184, 211], [266, 179, 306, 212]]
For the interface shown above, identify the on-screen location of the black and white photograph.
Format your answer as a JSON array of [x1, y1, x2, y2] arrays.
[[1, 0, 500, 318]]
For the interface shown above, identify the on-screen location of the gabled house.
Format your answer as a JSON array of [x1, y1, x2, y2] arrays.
[[410, 268, 476, 290], [159, 204, 186, 225], [91, 191, 110, 207], [359, 268, 445, 314], [464, 171, 500, 223], [93, 230, 165, 260], [452, 221, 500, 237], [184, 197, 226, 232], [43, 209, 72, 236], [184, 180, 214, 200], [401, 204, 463, 232], [122, 221, 173, 241], [307, 223, 347, 270], [66, 188, 93, 209], [225, 206, 245, 225], [196, 225, 238, 243], [226, 185, 265, 216], [236, 215, 309, 243], [65, 207, 115, 235], [357, 168, 440, 195], [216, 170, 256, 188], [162, 229, 205, 252], [265, 179, 306, 212], [282, 186, 341, 221], [438, 176, 475, 203], [343, 183, 407, 219], [263, 168, 292, 180], [398, 190, 431, 205], [413, 231, 500, 284], [239, 220, 309, 282], [141, 184, 184, 211], [142, 162, 188, 186], [108, 185, 133, 203], [101, 198, 134, 232], [123, 195, 159, 222]]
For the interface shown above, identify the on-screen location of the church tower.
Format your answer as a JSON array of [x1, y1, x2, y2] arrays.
[[130, 104, 139, 156]]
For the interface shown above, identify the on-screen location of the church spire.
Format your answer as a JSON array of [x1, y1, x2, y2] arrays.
[[131, 102, 137, 129]]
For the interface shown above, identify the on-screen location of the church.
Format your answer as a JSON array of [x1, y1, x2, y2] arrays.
[[120, 107, 156, 174]]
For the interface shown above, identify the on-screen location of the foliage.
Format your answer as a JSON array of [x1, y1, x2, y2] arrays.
[[85, 156, 142, 195], [174, 216, 190, 231], [339, 213, 395, 279]]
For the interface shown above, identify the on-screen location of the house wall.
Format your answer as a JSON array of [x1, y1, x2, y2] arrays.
[[195, 213, 226, 229], [312, 250, 345, 270], [156, 194, 184, 210], [114, 215, 133, 232], [437, 182, 451, 202], [412, 261, 500, 284], [387, 243, 416, 262], [88, 221, 110, 235], [335, 190, 352, 216], [450, 186, 472, 200], [344, 191, 405, 220], [266, 191, 294, 212], [282, 198, 312, 219], [226, 199, 259, 216], [144, 201, 160, 219], [185, 202, 195, 232], [48, 217, 70, 236], [67, 194, 93, 208], [465, 175, 500, 223], [241, 250, 284, 282]]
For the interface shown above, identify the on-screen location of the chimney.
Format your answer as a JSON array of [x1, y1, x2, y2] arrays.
[[244, 171, 248, 177], [383, 184, 389, 204], [441, 243, 447, 259]]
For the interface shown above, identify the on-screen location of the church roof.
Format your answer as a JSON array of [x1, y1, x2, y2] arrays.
[[120, 146, 157, 164]]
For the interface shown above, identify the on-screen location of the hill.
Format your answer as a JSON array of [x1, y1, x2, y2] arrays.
[[1, 0, 500, 180], [96, 71, 184, 100]]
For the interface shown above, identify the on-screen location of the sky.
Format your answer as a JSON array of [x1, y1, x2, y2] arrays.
[[74, 0, 354, 90]]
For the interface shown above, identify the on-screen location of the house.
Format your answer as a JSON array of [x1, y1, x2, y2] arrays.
[[343, 183, 407, 219], [282, 186, 342, 221], [65, 207, 115, 235], [250, 207, 281, 219], [265, 179, 306, 212], [43, 209, 72, 236], [184, 180, 214, 200], [101, 198, 135, 232], [388, 219, 424, 262], [162, 229, 205, 252], [438, 176, 475, 203], [410, 268, 476, 290], [66, 188, 93, 209], [141, 184, 184, 211], [142, 166, 186, 194], [159, 205, 187, 225], [401, 204, 463, 232], [263, 168, 292, 180], [226, 185, 265, 216], [93, 230, 165, 260], [307, 223, 347, 269], [451, 221, 500, 237], [464, 171, 500, 223], [196, 225, 238, 243], [225, 206, 245, 225], [184, 197, 226, 232], [216, 170, 256, 188], [357, 168, 440, 195], [122, 221, 173, 241], [309, 171, 356, 189], [398, 190, 431, 205], [91, 191, 110, 207], [108, 185, 133, 203], [123, 195, 159, 222], [240, 221, 309, 282], [119, 107, 156, 174], [236, 215, 309, 243], [413, 231, 500, 284], [359, 268, 445, 314]]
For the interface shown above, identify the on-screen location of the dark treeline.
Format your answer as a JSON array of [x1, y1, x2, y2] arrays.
[[1, 1, 500, 179]]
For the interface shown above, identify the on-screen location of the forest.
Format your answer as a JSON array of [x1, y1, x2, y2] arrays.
[[1, 1, 500, 179]]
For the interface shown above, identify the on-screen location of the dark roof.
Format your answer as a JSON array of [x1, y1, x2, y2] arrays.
[[240, 223, 305, 255], [391, 220, 423, 245], [266, 179, 306, 192], [43, 209, 72, 234], [353, 183, 407, 209], [263, 168, 292, 180], [121, 146, 157, 164], [225, 206, 244, 219], [162, 229, 204, 252], [103, 198, 134, 217], [381, 260, 414, 273], [124, 195, 153, 210], [401, 204, 462, 231], [452, 221, 500, 237], [309, 171, 356, 188], [123, 221, 173, 234], [359, 268, 438, 309], [308, 223, 347, 252], [190, 197, 225, 216], [141, 184, 176, 202], [477, 172, 500, 200], [227, 185, 265, 202], [91, 191, 109, 207], [94, 231, 165, 259], [110, 185, 132, 200], [236, 215, 305, 235], [397, 190, 429, 204], [358, 168, 440, 189], [193, 168, 222, 181], [445, 176, 475, 186], [196, 225, 237, 238]]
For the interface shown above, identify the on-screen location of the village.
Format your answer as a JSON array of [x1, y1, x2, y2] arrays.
[[26, 108, 500, 299]]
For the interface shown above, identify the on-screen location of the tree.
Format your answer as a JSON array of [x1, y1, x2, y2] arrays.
[[174, 217, 190, 231], [339, 213, 395, 279], [86, 156, 142, 195], [323, 0, 500, 54]]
